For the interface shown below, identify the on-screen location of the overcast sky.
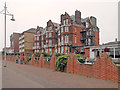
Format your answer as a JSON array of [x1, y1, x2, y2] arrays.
[[0, 0, 119, 51]]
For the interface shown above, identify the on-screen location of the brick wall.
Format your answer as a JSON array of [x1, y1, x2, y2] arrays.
[[30, 54, 56, 70], [67, 53, 120, 82], [4, 53, 119, 82]]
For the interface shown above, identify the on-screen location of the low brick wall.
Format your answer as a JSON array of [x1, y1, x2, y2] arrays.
[[30, 54, 56, 70], [67, 53, 120, 82], [3, 53, 120, 82]]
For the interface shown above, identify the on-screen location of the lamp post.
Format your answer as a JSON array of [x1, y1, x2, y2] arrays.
[[0, 2, 15, 67]]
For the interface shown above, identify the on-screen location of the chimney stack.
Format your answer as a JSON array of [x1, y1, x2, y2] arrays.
[[75, 10, 81, 25]]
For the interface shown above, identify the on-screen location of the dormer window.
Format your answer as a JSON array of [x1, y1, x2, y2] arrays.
[[64, 20, 66, 25], [49, 26, 52, 31], [66, 19, 68, 24], [49, 32, 52, 37], [37, 31, 39, 34]]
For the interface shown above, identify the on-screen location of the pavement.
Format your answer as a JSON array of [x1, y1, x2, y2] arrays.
[[2, 60, 119, 88]]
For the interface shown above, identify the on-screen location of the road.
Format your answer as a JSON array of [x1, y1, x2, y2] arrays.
[[2, 60, 118, 88]]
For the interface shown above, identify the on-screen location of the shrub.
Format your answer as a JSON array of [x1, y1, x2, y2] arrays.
[[76, 54, 85, 63], [27, 53, 32, 61], [40, 52, 52, 57], [56, 54, 71, 72], [55, 53, 65, 57], [34, 52, 41, 61]]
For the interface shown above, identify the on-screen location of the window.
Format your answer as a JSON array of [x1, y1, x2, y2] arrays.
[[37, 31, 39, 34], [58, 30, 60, 35], [42, 35, 43, 40], [61, 36, 64, 44], [75, 37, 76, 43], [65, 27, 69, 32], [49, 48, 52, 54], [65, 46, 68, 54], [37, 36, 39, 40], [49, 40, 52, 46], [64, 20, 66, 25], [55, 49, 57, 53], [49, 26, 52, 31], [65, 36, 68, 43], [61, 47, 64, 53], [34, 36, 36, 40], [66, 19, 68, 24], [58, 48, 60, 53], [75, 28, 76, 32], [37, 42, 39, 46], [46, 49, 48, 53], [37, 50, 39, 52], [86, 22, 89, 28], [61, 27, 63, 33], [49, 32, 52, 37], [81, 48, 84, 52], [58, 38, 60, 45]]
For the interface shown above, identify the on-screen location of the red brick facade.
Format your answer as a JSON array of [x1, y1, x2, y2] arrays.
[[10, 33, 20, 53], [33, 10, 99, 57]]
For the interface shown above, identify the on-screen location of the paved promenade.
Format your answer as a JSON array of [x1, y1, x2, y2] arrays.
[[2, 61, 118, 88]]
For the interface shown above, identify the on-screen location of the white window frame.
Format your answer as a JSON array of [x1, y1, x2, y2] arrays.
[[37, 36, 39, 40], [49, 26, 52, 31], [49, 32, 52, 37], [65, 46, 68, 54], [58, 38, 60, 45], [58, 30, 60, 35], [65, 36, 68, 43], [49, 40, 52, 46], [49, 48, 52, 54], [65, 27, 69, 32], [64, 20, 66, 25], [37, 42, 39, 46], [37, 50, 39, 52], [66, 19, 68, 24], [58, 48, 60, 53], [61, 47, 64, 53], [61, 36, 64, 44], [61, 27, 63, 33]]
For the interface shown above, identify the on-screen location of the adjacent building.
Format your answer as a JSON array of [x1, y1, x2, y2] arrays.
[[10, 32, 21, 53], [86, 40, 120, 60], [33, 10, 99, 56], [19, 28, 37, 54]]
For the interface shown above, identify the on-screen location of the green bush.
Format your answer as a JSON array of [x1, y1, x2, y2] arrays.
[[40, 52, 52, 57], [56, 54, 71, 72], [55, 53, 65, 57], [75, 54, 85, 63], [56, 54, 85, 72], [34, 52, 41, 61], [27, 53, 32, 61]]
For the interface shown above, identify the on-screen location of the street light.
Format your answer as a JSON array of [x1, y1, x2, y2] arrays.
[[0, 2, 15, 67]]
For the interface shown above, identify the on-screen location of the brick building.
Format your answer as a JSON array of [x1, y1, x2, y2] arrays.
[[34, 10, 99, 56], [19, 28, 37, 54], [10, 32, 21, 53]]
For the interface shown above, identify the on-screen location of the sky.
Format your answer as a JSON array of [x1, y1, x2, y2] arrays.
[[0, 0, 119, 51]]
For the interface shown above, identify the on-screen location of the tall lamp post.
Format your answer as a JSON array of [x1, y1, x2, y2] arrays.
[[0, 2, 15, 67]]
